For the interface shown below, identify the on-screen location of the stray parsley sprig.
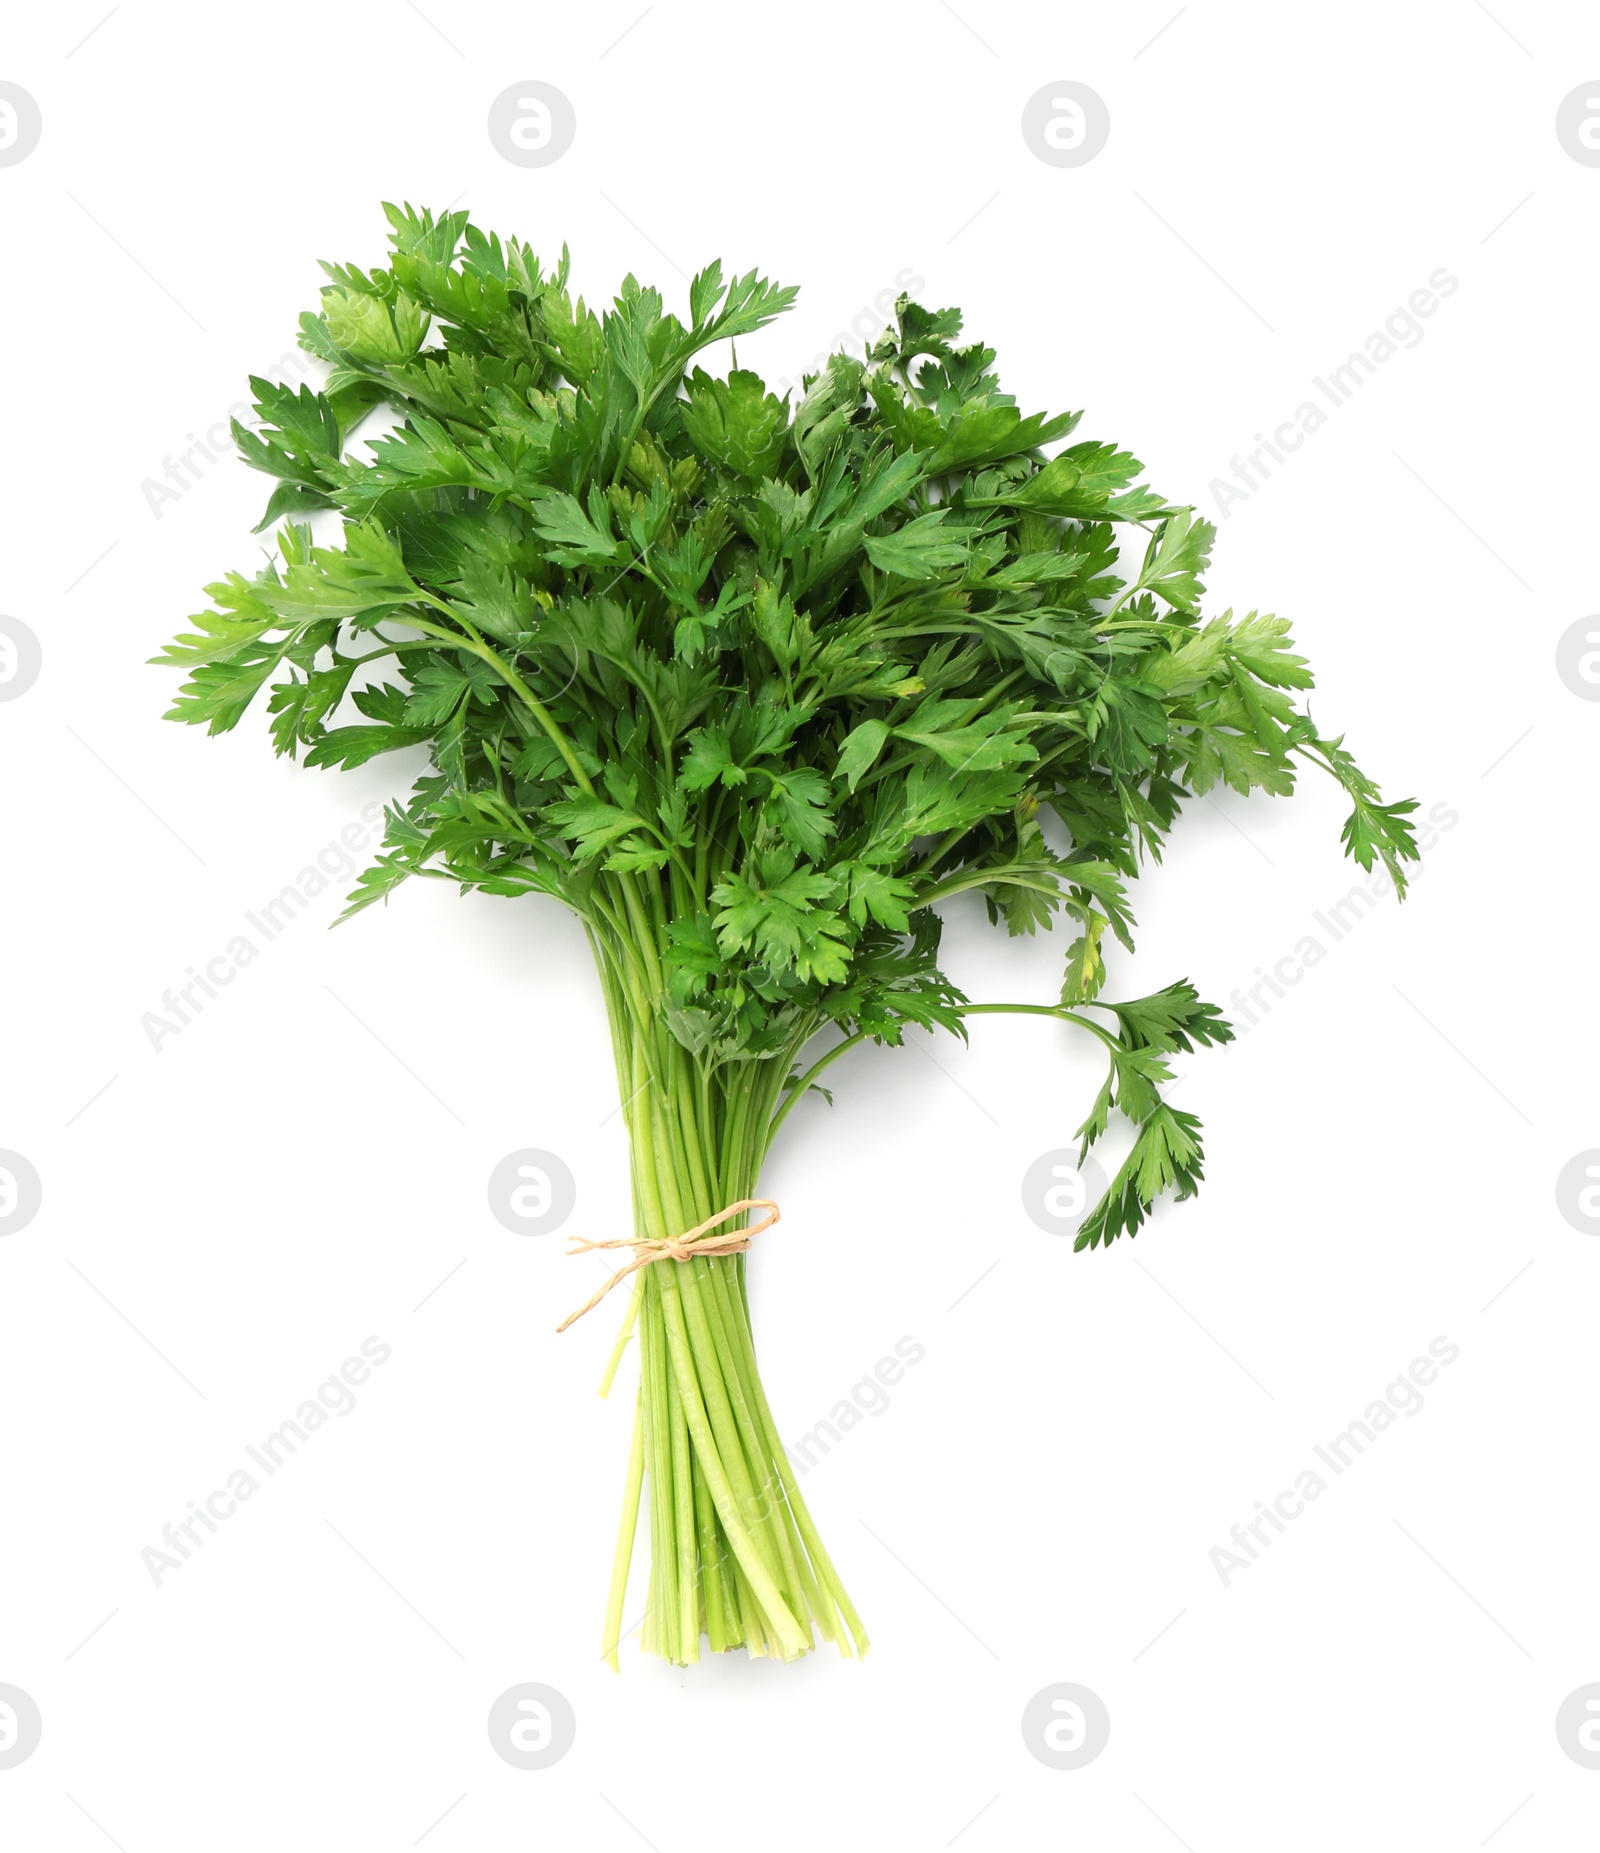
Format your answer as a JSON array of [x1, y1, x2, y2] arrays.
[[157, 203, 1419, 1667]]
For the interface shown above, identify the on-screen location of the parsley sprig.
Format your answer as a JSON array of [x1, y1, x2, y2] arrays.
[[158, 204, 1418, 1665]]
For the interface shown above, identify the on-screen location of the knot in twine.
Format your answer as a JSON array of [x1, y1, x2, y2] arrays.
[[556, 1198, 780, 1334]]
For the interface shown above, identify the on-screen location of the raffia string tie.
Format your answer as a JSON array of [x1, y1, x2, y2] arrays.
[[556, 1198, 780, 1334]]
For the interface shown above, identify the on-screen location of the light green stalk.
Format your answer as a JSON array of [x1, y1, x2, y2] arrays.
[[583, 913, 868, 1666]]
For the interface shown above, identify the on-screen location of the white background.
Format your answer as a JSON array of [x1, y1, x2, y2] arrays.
[[1, 2, 1595, 1847]]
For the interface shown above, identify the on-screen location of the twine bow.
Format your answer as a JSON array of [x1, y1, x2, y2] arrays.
[[556, 1198, 781, 1334]]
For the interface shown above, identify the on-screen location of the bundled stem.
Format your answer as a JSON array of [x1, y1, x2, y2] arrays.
[[589, 965, 868, 1667]]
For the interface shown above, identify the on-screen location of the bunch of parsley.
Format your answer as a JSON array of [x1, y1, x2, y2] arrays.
[[158, 204, 1418, 1666]]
